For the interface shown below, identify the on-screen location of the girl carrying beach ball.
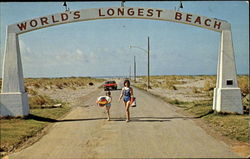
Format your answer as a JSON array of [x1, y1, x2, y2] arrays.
[[96, 91, 112, 121]]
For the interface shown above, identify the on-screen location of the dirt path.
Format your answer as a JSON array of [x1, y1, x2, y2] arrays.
[[9, 87, 240, 158]]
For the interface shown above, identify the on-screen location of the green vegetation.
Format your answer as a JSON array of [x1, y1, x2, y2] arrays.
[[29, 95, 62, 109], [165, 96, 249, 142], [0, 77, 105, 157], [24, 77, 105, 90], [238, 75, 249, 94], [0, 105, 70, 156], [203, 80, 215, 91], [203, 113, 249, 142], [134, 75, 249, 143], [138, 75, 187, 90]]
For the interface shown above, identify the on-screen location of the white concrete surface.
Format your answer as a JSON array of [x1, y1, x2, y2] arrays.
[[213, 30, 243, 114], [0, 92, 29, 116], [0, 30, 29, 116], [216, 88, 243, 114]]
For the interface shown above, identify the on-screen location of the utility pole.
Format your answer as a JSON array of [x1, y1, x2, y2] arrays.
[[147, 36, 150, 89], [134, 55, 136, 83], [129, 36, 150, 89], [129, 65, 131, 80]]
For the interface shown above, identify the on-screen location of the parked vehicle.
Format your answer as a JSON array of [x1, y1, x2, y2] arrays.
[[103, 81, 117, 91]]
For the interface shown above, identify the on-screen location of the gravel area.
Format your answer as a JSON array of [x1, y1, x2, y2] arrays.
[[136, 77, 212, 102], [33, 83, 103, 106]]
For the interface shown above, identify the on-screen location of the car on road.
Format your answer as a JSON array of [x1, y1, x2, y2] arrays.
[[103, 81, 117, 91]]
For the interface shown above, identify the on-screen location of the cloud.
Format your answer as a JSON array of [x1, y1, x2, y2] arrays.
[[55, 49, 90, 64], [19, 40, 31, 54]]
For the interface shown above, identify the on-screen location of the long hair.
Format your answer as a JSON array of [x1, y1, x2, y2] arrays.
[[106, 91, 111, 96], [124, 79, 130, 87]]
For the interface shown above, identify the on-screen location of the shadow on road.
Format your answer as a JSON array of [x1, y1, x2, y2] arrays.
[[27, 114, 195, 123], [128, 116, 195, 122], [26, 114, 107, 123], [132, 116, 196, 120], [25, 114, 58, 122]]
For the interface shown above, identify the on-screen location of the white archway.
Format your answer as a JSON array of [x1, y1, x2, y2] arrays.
[[0, 7, 243, 116]]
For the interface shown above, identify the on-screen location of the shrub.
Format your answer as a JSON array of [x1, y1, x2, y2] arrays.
[[192, 87, 200, 93], [26, 88, 38, 96], [29, 95, 57, 109], [162, 81, 178, 90], [168, 99, 180, 104], [55, 83, 64, 89], [33, 83, 41, 88], [136, 83, 147, 90], [238, 76, 249, 94], [203, 80, 215, 91]]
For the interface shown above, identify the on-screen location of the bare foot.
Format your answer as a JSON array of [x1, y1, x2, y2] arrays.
[[107, 118, 110, 121], [126, 119, 130, 122]]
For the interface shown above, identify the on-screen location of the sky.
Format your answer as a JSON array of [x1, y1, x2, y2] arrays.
[[0, 1, 249, 78]]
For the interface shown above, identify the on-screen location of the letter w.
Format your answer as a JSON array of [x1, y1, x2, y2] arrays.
[[17, 22, 27, 31]]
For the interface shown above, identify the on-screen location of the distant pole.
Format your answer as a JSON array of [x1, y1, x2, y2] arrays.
[[129, 65, 131, 80], [147, 36, 150, 89], [134, 55, 136, 83]]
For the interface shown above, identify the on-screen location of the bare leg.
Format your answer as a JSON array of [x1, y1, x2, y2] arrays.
[[125, 101, 131, 122], [106, 106, 110, 121], [123, 101, 127, 120]]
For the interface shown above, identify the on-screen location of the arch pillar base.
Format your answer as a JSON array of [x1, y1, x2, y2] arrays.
[[213, 88, 243, 114], [0, 92, 29, 117]]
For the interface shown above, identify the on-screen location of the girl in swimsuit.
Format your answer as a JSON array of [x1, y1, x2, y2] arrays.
[[119, 79, 134, 122], [96, 91, 112, 121]]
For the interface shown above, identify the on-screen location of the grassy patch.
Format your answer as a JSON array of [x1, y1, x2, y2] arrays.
[[187, 105, 213, 117], [238, 75, 249, 94], [134, 75, 249, 143], [203, 113, 249, 142], [203, 80, 215, 91], [24, 77, 105, 90], [164, 98, 188, 105], [0, 77, 104, 157], [133, 83, 148, 90], [0, 105, 71, 156], [29, 95, 62, 109], [169, 97, 249, 142], [167, 97, 249, 142], [168, 95, 249, 143]]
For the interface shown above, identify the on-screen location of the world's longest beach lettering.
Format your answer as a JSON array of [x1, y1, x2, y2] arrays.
[[10, 7, 230, 34]]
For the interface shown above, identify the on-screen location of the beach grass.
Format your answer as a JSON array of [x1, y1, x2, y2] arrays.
[[133, 75, 249, 142], [0, 77, 105, 157]]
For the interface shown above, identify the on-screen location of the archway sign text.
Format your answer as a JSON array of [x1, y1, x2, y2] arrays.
[[11, 7, 230, 34]]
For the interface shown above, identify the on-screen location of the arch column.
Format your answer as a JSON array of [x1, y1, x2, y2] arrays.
[[0, 28, 29, 117], [213, 29, 243, 114]]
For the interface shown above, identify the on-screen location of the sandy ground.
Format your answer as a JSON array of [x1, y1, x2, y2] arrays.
[[33, 84, 102, 106], [8, 83, 240, 158], [136, 77, 212, 102]]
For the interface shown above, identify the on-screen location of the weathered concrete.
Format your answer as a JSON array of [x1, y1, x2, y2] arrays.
[[0, 92, 29, 116], [0, 29, 29, 116], [216, 88, 243, 113], [213, 30, 243, 114]]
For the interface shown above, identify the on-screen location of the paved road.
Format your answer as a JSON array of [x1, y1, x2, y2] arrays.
[[9, 87, 239, 158]]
